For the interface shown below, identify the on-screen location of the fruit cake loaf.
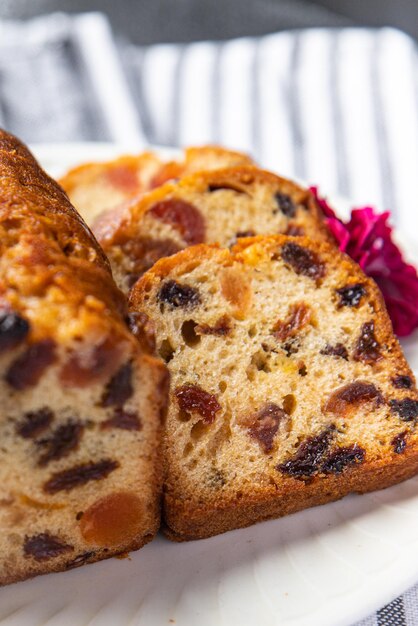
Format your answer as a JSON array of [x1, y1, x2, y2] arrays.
[[94, 166, 333, 294], [130, 236, 418, 540], [0, 129, 168, 585], [59, 146, 254, 226]]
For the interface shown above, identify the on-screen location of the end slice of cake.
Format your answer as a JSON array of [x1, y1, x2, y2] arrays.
[[130, 236, 418, 540]]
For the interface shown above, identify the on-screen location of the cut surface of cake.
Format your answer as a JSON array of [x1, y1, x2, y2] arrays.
[[59, 145, 254, 225], [94, 166, 333, 294], [0, 129, 168, 585], [130, 236, 418, 540]]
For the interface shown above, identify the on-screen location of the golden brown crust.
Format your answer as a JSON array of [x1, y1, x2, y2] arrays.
[[131, 235, 418, 541]]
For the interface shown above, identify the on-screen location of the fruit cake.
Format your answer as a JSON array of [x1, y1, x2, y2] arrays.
[[94, 166, 333, 294], [130, 236, 418, 540], [0, 129, 168, 585], [59, 146, 254, 226]]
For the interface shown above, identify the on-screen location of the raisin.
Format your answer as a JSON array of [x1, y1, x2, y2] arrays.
[[274, 192, 296, 217], [60, 338, 122, 387], [6, 340, 56, 389], [101, 362, 133, 407], [278, 427, 334, 478], [336, 284, 366, 307], [272, 303, 311, 342], [390, 398, 418, 422], [149, 199, 205, 245], [44, 459, 119, 494], [127, 312, 156, 354], [24, 533, 73, 561], [353, 322, 381, 364], [0, 311, 30, 353], [37, 421, 84, 467], [321, 444, 365, 473], [17, 408, 54, 439], [175, 385, 221, 425], [320, 343, 349, 360], [392, 431, 408, 454], [157, 280, 201, 309], [196, 315, 232, 336], [324, 381, 383, 416], [101, 409, 142, 431], [285, 224, 305, 237], [281, 242, 325, 280], [392, 375, 413, 389], [235, 230, 256, 238], [248, 403, 286, 453], [208, 183, 248, 194]]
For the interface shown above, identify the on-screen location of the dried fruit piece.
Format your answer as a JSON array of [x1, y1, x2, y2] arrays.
[[17, 408, 54, 439], [37, 421, 84, 467], [175, 385, 221, 425], [149, 199, 205, 245], [281, 242, 325, 280], [320, 343, 349, 360], [321, 445, 365, 473], [391, 375, 413, 389], [0, 311, 30, 353], [60, 338, 123, 387], [44, 459, 119, 494], [102, 409, 142, 431], [285, 224, 305, 237], [272, 303, 311, 342], [274, 192, 296, 217], [278, 428, 334, 478], [80, 492, 144, 547], [392, 431, 408, 454], [157, 280, 201, 309], [101, 362, 133, 407], [336, 284, 366, 307], [24, 533, 73, 561], [324, 381, 383, 416], [353, 322, 382, 364], [247, 403, 286, 453], [105, 164, 139, 193], [220, 267, 252, 318], [6, 340, 56, 390], [390, 399, 418, 421], [196, 315, 232, 336], [235, 230, 256, 239]]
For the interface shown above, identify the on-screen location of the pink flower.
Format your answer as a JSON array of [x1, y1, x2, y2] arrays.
[[311, 187, 418, 337]]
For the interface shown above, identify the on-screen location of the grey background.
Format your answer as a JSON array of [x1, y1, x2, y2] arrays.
[[0, 0, 417, 44]]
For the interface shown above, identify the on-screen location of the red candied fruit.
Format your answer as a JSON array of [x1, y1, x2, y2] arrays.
[[175, 385, 221, 424]]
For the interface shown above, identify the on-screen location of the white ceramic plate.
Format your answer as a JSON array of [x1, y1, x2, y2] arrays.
[[1, 143, 418, 626]]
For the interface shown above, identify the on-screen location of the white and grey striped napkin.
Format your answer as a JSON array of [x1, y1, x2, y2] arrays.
[[1, 11, 418, 625]]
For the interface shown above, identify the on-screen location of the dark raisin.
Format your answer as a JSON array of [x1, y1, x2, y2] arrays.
[[101, 362, 133, 407], [67, 551, 95, 568], [285, 224, 305, 237], [101, 409, 142, 431], [157, 280, 201, 309], [24, 533, 73, 561], [235, 230, 256, 238], [196, 315, 232, 336], [277, 427, 334, 478], [0, 312, 30, 353], [248, 403, 286, 453], [390, 398, 418, 422], [324, 381, 383, 416], [321, 444, 365, 473], [353, 322, 381, 364], [127, 312, 156, 354], [37, 421, 84, 467], [44, 459, 119, 494], [274, 192, 296, 217], [149, 199, 205, 245], [320, 343, 349, 360], [175, 385, 221, 425], [6, 340, 56, 389], [281, 242, 325, 280], [272, 303, 311, 342], [336, 284, 366, 307], [392, 431, 408, 454], [17, 408, 54, 439], [392, 375, 413, 389], [208, 183, 248, 194]]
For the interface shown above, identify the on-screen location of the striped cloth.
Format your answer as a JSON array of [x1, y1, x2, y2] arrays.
[[1, 11, 418, 625]]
